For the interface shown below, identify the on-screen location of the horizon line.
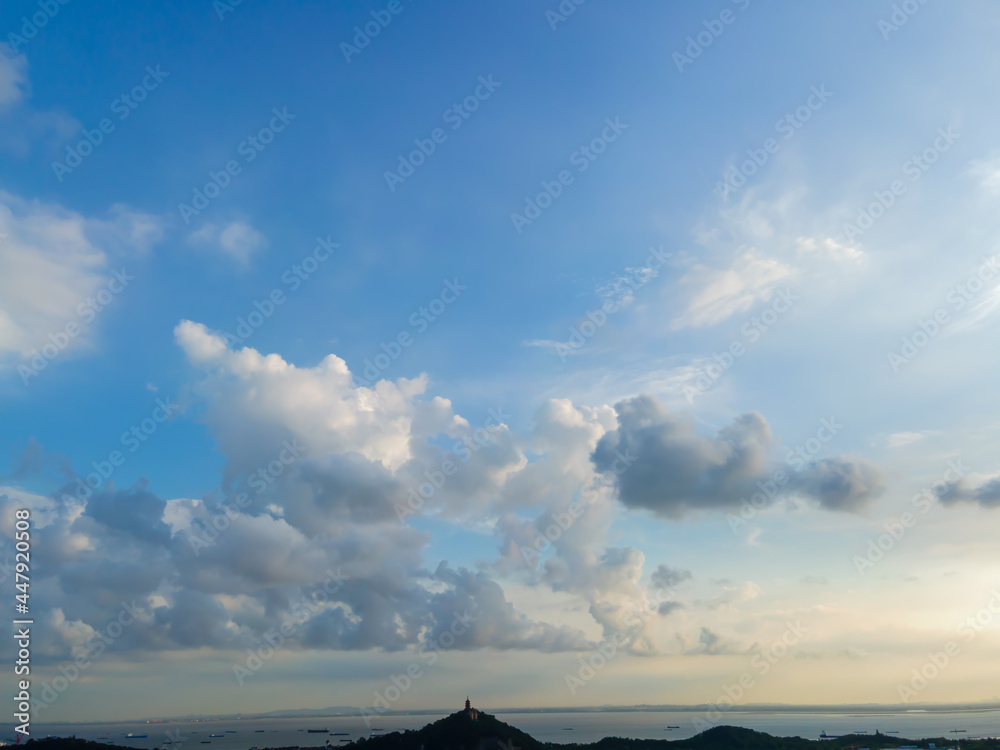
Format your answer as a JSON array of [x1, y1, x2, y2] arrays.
[[27, 700, 1000, 726]]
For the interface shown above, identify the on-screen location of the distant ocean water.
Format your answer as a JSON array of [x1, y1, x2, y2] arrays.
[[11, 708, 1000, 749]]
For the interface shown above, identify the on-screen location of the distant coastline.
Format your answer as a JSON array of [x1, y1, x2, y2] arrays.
[[20, 701, 1000, 726], [11, 715, 1000, 750]]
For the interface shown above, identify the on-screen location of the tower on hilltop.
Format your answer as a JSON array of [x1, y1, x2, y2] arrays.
[[462, 697, 478, 720]]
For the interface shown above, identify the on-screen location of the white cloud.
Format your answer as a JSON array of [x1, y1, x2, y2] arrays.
[[522, 338, 575, 351], [0, 46, 81, 157], [0, 197, 109, 357], [169, 327, 686, 652], [886, 430, 940, 448], [174, 319, 425, 475], [671, 188, 873, 334], [968, 157, 1000, 195], [795, 235, 863, 262], [523, 253, 665, 356], [948, 281, 1000, 334], [187, 220, 266, 266], [0, 47, 27, 107], [670, 249, 796, 330], [97, 204, 167, 254], [0, 192, 164, 363], [706, 580, 762, 610]]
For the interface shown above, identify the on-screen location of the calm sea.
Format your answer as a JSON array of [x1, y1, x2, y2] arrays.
[[11, 709, 1000, 749]]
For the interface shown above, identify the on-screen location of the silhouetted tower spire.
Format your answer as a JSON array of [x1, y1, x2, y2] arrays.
[[462, 697, 478, 720]]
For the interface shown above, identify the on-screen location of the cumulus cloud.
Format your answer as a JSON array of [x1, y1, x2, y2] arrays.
[[789, 457, 885, 512], [938, 473, 1000, 509], [0, 328, 600, 660], [592, 396, 771, 517], [677, 626, 746, 656], [650, 564, 692, 589], [650, 564, 691, 614], [173, 320, 526, 524], [487, 399, 683, 653], [592, 395, 884, 516], [169, 334, 704, 656], [0, 477, 592, 662], [83, 481, 172, 546], [2, 331, 888, 665], [425, 564, 593, 652]]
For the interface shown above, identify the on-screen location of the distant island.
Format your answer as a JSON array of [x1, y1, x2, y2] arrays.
[[21, 704, 1000, 750], [345, 704, 998, 750]]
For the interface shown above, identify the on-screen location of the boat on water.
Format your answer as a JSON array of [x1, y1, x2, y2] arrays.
[[209, 734, 225, 737], [331, 733, 349, 736], [667, 726, 680, 730], [125, 734, 148, 739], [951, 730, 968, 733], [225, 731, 237, 733], [307, 729, 330, 733], [254, 730, 265, 733]]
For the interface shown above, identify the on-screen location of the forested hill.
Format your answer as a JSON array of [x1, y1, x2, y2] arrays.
[[21, 717, 1000, 750]]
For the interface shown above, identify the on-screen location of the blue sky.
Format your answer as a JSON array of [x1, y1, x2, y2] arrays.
[[2, 0, 1000, 725]]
